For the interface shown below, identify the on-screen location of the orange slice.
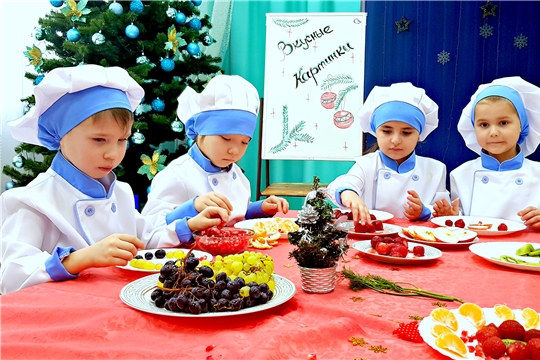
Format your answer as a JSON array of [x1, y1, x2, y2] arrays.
[[494, 304, 516, 320], [430, 308, 459, 331], [458, 302, 486, 329], [435, 332, 468, 357], [522, 308, 540, 330], [431, 324, 454, 338]]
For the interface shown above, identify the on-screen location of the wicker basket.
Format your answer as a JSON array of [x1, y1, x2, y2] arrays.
[[298, 265, 337, 293]]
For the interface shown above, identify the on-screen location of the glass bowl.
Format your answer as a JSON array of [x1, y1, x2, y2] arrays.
[[193, 227, 254, 256]]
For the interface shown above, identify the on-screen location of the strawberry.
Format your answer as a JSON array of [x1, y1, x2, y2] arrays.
[[373, 220, 384, 231], [526, 338, 540, 360], [506, 341, 529, 360], [499, 320, 525, 341], [370, 213, 377, 220], [498, 223, 508, 231], [412, 246, 425, 257], [482, 336, 507, 359], [445, 219, 454, 226], [525, 329, 540, 342], [389, 244, 408, 258], [392, 321, 423, 342], [476, 324, 501, 344], [375, 242, 391, 255], [455, 219, 466, 228]]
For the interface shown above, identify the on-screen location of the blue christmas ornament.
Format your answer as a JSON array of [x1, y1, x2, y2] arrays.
[[35, 75, 44, 85], [192, 51, 202, 59], [109, 2, 123, 16], [130, 0, 144, 14], [175, 12, 187, 25], [125, 24, 140, 39], [50, 0, 64, 7], [186, 42, 200, 56], [187, 138, 195, 147], [147, 185, 152, 194], [35, 27, 45, 41], [12, 155, 25, 168], [151, 98, 165, 113], [191, 0, 202, 6], [5, 181, 15, 190], [131, 132, 145, 144], [203, 35, 214, 46], [160, 58, 175, 72], [92, 31, 106, 45], [188, 18, 202, 30], [67, 28, 81, 42], [171, 120, 184, 133]]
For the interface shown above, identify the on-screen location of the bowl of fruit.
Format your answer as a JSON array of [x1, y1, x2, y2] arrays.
[[193, 227, 254, 256]]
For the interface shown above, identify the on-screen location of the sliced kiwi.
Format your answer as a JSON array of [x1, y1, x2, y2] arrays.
[[528, 249, 540, 257], [516, 243, 535, 256]]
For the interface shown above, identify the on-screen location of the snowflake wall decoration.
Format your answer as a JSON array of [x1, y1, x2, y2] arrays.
[[479, 24, 493, 38], [514, 34, 528, 49], [437, 50, 450, 65]]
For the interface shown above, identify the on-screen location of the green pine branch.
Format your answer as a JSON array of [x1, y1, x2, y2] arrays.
[[334, 84, 359, 110], [320, 74, 356, 91], [272, 18, 309, 28], [269, 105, 314, 154]]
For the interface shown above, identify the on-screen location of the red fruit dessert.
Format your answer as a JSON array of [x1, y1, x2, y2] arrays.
[[412, 246, 425, 257], [506, 341, 529, 360], [373, 220, 384, 231], [498, 223, 508, 231], [525, 329, 540, 342], [455, 219, 466, 228], [371, 235, 384, 249], [499, 320, 526, 341], [476, 324, 501, 344], [370, 213, 377, 221], [354, 222, 367, 233], [389, 244, 408, 258], [445, 219, 453, 226], [526, 338, 540, 360], [482, 336, 507, 358], [365, 222, 376, 233], [375, 242, 391, 255]]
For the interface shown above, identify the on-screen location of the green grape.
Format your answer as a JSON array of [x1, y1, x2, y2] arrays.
[[246, 255, 257, 265], [245, 273, 257, 284], [231, 261, 243, 274], [213, 260, 223, 270], [239, 286, 250, 298]]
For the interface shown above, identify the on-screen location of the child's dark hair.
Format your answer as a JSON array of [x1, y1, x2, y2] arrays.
[[91, 108, 134, 131]]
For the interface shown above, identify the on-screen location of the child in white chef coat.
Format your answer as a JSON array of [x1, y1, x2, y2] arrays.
[[0, 65, 229, 294], [433, 77, 540, 230], [326, 82, 449, 223], [142, 75, 289, 241]]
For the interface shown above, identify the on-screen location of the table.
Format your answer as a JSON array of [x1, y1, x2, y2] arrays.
[[2, 215, 539, 360]]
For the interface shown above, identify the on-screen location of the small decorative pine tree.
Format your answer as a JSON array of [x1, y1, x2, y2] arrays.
[[288, 176, 349, 268], [3, 0, 222, 203]]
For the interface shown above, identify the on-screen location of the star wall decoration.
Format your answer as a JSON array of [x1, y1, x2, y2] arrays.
[[395, 16, 412, 34], [480, 1, 498, 18]]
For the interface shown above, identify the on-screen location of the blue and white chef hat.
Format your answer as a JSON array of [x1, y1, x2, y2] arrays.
[[176, 74, 259, 140], [457, 76, 540, 156], [358, 82, 439, 141], [8, 64, 144, 150]]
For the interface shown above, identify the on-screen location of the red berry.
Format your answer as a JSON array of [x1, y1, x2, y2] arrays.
[[455, 219, 466, 228], [525, 329, 540, 342], [389, 244, 409, 258], [445, 219, 454, 226], [375, 242, 391, 255], [468, 345, 475, 353], [498, 223, 508, 231], [507, 341, 529, 360], [499, 320, 525, 341], [526, 338, 540, 360], [412, 246, 425, 257], [370, 213, 377, 220], [482, 336, 507, 358], [476, 324, 501, 344]]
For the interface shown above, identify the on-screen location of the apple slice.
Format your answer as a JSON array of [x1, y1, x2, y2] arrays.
[[433, 227, 459, 243], [452, 229, 477, 242], [413, 226, 436, 241], [402, 227, 414, 238]]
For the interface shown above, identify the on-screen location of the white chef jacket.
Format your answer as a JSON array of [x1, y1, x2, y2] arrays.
[[142, 144, 268, 233], [0, 153, 182, 294], [450, 149, 540, 221], [326, 151, 449, 219]]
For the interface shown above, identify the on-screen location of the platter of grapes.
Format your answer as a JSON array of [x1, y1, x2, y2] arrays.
[[117, 249, 212, 273], [351, 238, 442, 264], [120, 251, 296, 317], [431, 216, 527, 236]]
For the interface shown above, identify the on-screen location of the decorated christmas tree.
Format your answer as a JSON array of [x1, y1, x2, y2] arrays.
[[288, 176, 349, 269], [3, 0, 222, 204]]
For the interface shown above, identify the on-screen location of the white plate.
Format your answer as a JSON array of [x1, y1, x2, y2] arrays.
[[234, 218, 298, 239], [117, 249, 213, 273], [120, 273, 296, 317], [419, 307, 538, 360], [335, 221, 401, 240], [335, 209, 394, 222], [398, 231, 479, 249], [469, 242, 540, 272], [431, 216, 526, 236], [351, 240, 442, 264]]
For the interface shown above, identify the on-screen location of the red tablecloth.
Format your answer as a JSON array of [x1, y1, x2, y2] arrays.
[[2, 215, 539, 360]]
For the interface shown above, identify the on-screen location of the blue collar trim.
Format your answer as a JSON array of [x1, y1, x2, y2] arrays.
[[480, 147, 524, 171], [188, 144, 230, 173], [51, 152, 115, 198], [379, 150, 416, 173]]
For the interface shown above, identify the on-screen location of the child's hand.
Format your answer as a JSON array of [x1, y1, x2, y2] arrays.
[[340, 190, 371, 223], [518, 206, 540, 230], [261, 195, 289, 215], [62, 234, 144, 274], [432, 198, 460, 217], [188, 206, 230, 232], [194, 192, 233, 214], [403, 190, 423, 220]]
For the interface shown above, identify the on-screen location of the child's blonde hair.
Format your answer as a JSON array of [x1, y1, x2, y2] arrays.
[[91, 108, 134, 131]]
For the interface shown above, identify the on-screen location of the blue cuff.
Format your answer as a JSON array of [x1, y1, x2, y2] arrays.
[[416, 204, 432, 221], [45, 246, 78, 281], [246, 200, 269, 219], [175, 217, 195, 245], [166, 197, 198, 225], [336, 187, 357, 207]]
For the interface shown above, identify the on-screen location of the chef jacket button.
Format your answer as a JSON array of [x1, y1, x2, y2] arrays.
[[84, 206, 95, 216], [412, 174, 419, 181], [515, 178, 523, 185], [384, 172, 391, 180], [481, 176, 489, 184], [111, 203, 117, 213], [233, 172, 237, 180], [212, 178, 219, 186]]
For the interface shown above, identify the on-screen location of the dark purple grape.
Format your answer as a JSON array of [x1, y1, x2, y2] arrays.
[[199, 266, 214, 278], [257, 292, 269, 304], [155, 249, 166, 259], [154, 296, 166, 308], [134, 255, 143, 259], [160, 264, 173, 277], [150, 289, 163, 301], [188, 300, 202, 314], [198, 298, 208, 313], [221, 289, 232, 300], [175, 295, 188, 310], [244, 297, 256, 308], [217, 298, 229, 310], [216, 280, 226, 292], [259, 283, 269, 292], [233, 277, 245, 288], [246, 281, 258, 287], [158, 275, 165, 283], [167, 298, 180, 312], [249, 285, 261, 299], [230, 298, 243, 311], [191, 287, 204, 298], [205, 279, 215, 289], [211, 289, 219, 299], [215, 272, 227, 283], [163, 280, 174, 289], [181, 279, 192, 287], [227, 281, 239, 292], [209, 298, 218, 311], [202, 288, 212, 301], [232, 293, 241, 300], [144, 252, 153, 260], [185, 256, 199, 270], [164, 260, 176, 266], [267, 290, 274, 301]]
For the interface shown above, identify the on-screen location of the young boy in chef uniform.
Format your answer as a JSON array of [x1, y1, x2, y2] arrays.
[[142, 75, 289, 244], [326, 82, 449, 224], [433, 77, 540, 230], [0, 65, 229, 294]]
